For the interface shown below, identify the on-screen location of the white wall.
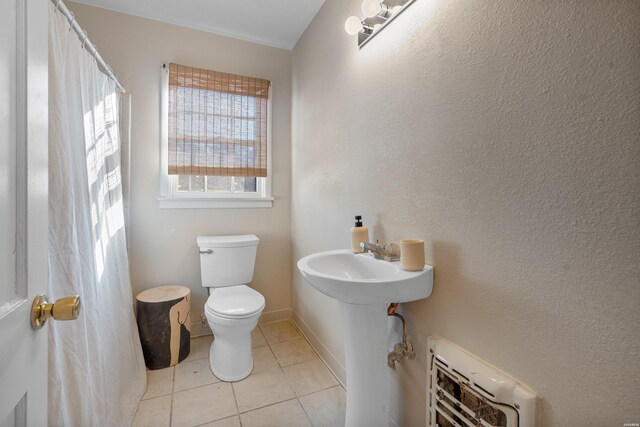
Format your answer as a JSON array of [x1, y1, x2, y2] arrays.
[[69, 3, 293, 335], [291, 0, 640, 425]]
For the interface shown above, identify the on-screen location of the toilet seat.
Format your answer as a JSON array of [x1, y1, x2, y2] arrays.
[[205, 285, 265, 319]]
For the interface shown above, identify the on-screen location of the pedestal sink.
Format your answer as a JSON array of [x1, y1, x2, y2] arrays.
[[297, 249, 434, 427]]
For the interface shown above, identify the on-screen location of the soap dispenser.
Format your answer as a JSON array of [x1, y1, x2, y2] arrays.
[[351, 215, 369, 253]]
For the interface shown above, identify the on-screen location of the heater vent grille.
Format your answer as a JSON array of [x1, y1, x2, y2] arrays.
[[427, 336, 537, 427], [434, 364, 513, 427]]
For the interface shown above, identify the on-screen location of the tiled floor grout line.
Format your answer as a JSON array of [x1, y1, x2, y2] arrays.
[[235, 396, 298, 416], [135, 321, 345, 426], [230, 380, 243, 427], [265, 325, 344, 426], [169, 366, 175, 426], [296, 395, 314, 426], [295, 383, 343, 399]]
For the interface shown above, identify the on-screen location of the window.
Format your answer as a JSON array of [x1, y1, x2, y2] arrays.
[[159, 63, 273, 208]]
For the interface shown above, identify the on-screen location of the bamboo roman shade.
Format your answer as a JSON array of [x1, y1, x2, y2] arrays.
[[167, 63, 270, 177]]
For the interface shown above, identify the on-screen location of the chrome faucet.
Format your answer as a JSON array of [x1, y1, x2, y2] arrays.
[[359, 241, 401, 262]]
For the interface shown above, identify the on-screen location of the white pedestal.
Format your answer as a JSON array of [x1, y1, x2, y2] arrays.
[[341, 302, 388, 427]]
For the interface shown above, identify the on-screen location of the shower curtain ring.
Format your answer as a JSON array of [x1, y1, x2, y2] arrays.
[[67, 12, 75, 31], [82, 30, 89, 49]]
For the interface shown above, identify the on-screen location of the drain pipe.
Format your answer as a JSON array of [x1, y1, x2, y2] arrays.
[[387, 303, 416, 368]]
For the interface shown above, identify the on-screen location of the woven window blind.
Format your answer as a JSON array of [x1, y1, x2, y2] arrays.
[[168, 63, 270, 177]]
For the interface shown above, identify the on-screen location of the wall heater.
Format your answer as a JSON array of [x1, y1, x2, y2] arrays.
[[427, 336, 538, 427]]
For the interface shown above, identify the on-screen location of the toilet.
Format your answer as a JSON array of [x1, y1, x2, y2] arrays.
[[197, 235, 265, 381]]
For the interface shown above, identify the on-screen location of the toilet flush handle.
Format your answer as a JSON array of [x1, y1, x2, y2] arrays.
[[199, 249, 213, 254]]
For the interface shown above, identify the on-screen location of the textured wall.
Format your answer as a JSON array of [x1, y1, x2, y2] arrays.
[[291, 0, 640, 425], [69, 3, 293, 334]]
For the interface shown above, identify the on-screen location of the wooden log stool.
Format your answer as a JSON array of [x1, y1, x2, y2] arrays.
[[136, 285, 191, 370]]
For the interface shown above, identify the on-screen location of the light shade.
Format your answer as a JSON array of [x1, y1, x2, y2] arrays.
[[361, 0, 382, 18], [344, 16, 364, 35]]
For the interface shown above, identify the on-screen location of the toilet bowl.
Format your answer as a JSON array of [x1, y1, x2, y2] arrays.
[[197, 235, 264, 381]]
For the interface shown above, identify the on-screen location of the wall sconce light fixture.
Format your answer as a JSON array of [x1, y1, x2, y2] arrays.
[[344, 0, 417, 48]]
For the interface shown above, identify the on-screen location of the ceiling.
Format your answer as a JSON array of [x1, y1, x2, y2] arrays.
[[71, 0, 326, 50]]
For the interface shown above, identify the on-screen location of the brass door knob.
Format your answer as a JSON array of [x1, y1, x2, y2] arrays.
[[31, 294, 81, 329]]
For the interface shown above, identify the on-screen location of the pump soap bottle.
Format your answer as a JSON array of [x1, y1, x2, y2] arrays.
[[351, 215, 369, 253]]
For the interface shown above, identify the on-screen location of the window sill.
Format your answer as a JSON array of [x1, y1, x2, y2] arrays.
[[157, 196, 273, 209]]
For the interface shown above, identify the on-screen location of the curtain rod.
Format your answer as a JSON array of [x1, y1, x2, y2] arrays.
[[51, 0, 126, 93]]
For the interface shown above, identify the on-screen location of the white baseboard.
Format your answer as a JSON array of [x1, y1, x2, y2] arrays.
[[190, 320, 211, 338], [292, 310, 346, 387], [259, 308, 291, 324], [191, 308, 292, 338]]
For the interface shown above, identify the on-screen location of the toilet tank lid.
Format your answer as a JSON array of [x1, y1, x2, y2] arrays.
[[197, 235, 259, 248]]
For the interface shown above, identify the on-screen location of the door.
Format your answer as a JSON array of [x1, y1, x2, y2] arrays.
[[0, 0, 49, 425]]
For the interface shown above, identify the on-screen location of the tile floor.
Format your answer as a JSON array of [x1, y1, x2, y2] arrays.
[[133, 320, 346, 427]]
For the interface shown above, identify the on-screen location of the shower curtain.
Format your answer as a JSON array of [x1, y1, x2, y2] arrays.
[[48, 5, 146, 426]]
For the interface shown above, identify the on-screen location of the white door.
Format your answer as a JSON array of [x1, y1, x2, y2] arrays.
[[0, 0, 49, 425]]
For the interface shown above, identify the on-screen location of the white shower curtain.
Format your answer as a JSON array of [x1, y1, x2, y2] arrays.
[[48, 6, 146, 427]]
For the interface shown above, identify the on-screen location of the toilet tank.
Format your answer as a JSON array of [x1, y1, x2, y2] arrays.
[[197, 235, 259, 288]]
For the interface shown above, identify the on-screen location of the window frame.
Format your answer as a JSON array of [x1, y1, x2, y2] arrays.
[[158, 63, 273, 209]]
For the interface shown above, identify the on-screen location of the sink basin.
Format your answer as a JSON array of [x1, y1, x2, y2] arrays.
[[297, 249, 434, 426], [297, 249, 433, 305]]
